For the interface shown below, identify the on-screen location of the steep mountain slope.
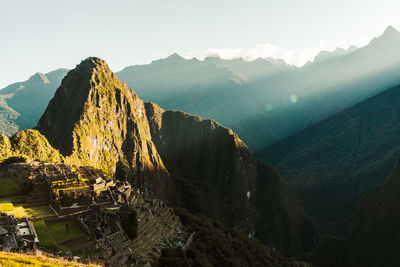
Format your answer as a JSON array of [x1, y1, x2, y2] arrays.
[[145, 103, 317, 255], [257, 83, 400, 236], [116, 53, 295, 150], [36, 58, 170, 199], [144, 102, 258, 230], [117, 26, 400, 151], [0, 69, 68, 135], [310, 155, 400, 267], [347, 155, 400, 267], [116, 53, 249, 127], [36, 57, 317, 256], [158, 208, 313, 267]]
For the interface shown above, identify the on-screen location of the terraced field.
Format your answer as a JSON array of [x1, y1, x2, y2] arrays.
[[33, 219, 89, 252], [0, 177, 20, 197], [130, 194, 183, 260]]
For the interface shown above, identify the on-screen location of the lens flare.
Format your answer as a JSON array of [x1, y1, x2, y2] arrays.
[[265, 104, 273, 112]]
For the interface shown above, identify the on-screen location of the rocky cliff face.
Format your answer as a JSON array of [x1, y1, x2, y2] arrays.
[[145, 102, 318, 255], [255, 160, 317, 255], [145, 102, 258, 232], [36, 57, 317, 256], [36, 58, 171, 198]]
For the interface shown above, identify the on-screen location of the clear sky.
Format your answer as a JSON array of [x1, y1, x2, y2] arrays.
[[1, 0, 400, 88]]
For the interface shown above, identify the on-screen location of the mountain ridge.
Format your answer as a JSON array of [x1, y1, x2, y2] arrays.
[[256, 82, 400, 236], [35, 57, 318, 255]]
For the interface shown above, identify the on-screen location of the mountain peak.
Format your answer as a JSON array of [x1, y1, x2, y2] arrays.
[[383, 25, 399, 35], [165, 52, 185, 61], [367, 25, 400, 48], [29, 72, 50, 84], [74, 57, 110, 74], [312, 45, 358, 64], [376, 25, 400, 41]]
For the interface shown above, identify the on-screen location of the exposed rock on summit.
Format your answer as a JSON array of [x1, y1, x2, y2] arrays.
[[36, 57, 171, 198], [36, 57, 317, 256]]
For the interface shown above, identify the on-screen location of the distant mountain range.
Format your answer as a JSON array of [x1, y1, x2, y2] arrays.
[[2, 26, 400, 153], [0, 69, 68, 135], [117, 26, 400, 150]]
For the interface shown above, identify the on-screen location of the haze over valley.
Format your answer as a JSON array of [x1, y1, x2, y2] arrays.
[[2, 1, 400, 266]]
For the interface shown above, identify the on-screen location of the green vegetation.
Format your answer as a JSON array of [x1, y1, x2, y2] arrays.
[[0, 177, 20, 197], [33, 220, 57, 247], [0, 155, 30, 165], [64, 240, 95, 253], [46, 220, 86, 243], [0, 203, 29, 218], [24, 205, 54, 217], [0, 251, 99, 266], [157, 208, 310, 267], [34, 219, 87, 248], [0, 201, 54, 218], [0, 134, 11, 158], [10, 129, 63, 163]]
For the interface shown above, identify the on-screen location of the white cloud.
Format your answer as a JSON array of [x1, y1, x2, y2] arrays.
[[180, 41, 340, 67]]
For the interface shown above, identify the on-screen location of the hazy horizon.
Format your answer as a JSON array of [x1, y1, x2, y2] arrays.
[[1, 0, 400, 88]]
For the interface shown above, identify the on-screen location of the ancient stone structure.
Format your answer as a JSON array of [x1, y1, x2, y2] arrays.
[[0, 213, 38, 252], [77, 207, 132, 265]]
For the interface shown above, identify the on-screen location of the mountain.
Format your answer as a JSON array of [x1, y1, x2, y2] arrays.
[[310, 46, 358, 64], [36, 57, 317, 256], [116, 53, 295, 150], [116, 26, 400, 151], [310, 154, 400, 267], [36, 58, 170, 199], [0, 69, 68, 135], [0, 129, 62, 162], [347, 154, 400, 266], [256, 82, 400, 236], [3, 26, 400, 153]]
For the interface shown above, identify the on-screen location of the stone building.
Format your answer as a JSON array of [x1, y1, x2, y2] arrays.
[[0, 213, 38, 252]]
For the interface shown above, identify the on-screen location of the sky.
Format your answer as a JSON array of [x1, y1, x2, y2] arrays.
[[1, 0, 400, 88]]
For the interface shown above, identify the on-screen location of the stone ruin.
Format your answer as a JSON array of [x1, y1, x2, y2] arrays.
[[0, 213, 39, 252], [77, 206, 133, 265]]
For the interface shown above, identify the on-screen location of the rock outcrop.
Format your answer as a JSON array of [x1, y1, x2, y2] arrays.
[[36, 58, 171, 198], [36, 57, 317, 256], [145, 102, 257, 232]]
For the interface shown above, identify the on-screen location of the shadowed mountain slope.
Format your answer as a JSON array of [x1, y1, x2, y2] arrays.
[[310, 155, 400, 267], [117, 26, 400, 151], [257, 83, 400, 236], [36, 57, 317, 256], [347, 155, 400, 266]]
